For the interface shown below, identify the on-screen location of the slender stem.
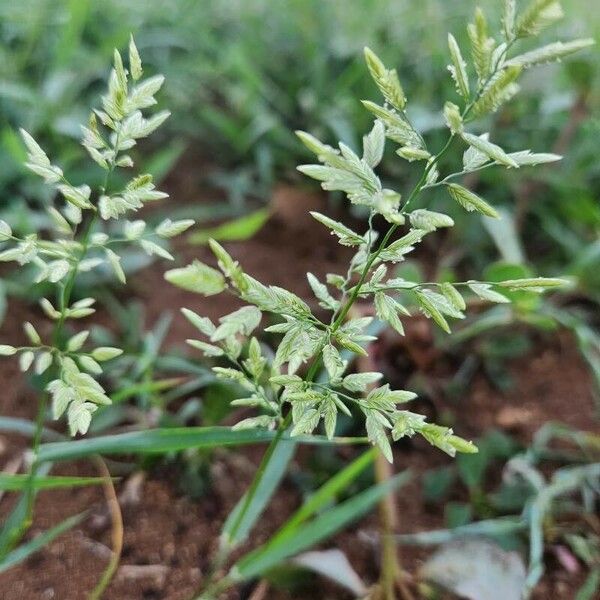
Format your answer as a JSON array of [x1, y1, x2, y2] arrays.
[[421, 162, 494, 190], [375, 449, 415, 600], [53, 216, 99, 346], [89, 457, 123, 600], [333, 211, 376, 323], [375, 450, 399, 600]]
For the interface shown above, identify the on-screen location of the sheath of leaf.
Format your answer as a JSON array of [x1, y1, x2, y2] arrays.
[[166, 1, 589, 461], [0, 37, 195, 436]]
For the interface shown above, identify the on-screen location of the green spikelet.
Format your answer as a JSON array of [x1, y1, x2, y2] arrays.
[[468, 7, 495, 86], [364, 47, 406, 110], [516, 0, 564, 37], [471, 65, 522, 117]]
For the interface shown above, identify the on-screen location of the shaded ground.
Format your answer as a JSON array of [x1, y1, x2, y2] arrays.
[[0, 180, 597, 599]]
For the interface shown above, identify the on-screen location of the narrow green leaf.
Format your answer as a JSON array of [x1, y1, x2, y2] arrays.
[[273, 448, 376, 538], [0, 416, 63, 441], [37, 428, 360, 463], [0, 513, 86, 574], [37, 427, 281, 462], [0, 474, 111, 491], [222, 438, 296, 548], [233, 470, 411, 580], [0, 463, 52, 557], [189, 209, 270, 244]]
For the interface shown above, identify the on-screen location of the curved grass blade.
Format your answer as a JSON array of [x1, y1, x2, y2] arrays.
[[37, 428, 367, 462], [0, 512, 86, 574], [272, 447, 376, 542], [37, 427, 280, 462], [396, 516, 527, 546], [233, 470, 411, 580], [0, 417, 63, 441]]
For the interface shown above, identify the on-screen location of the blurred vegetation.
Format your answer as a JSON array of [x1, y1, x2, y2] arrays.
[[1, 0, 597, 265]]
